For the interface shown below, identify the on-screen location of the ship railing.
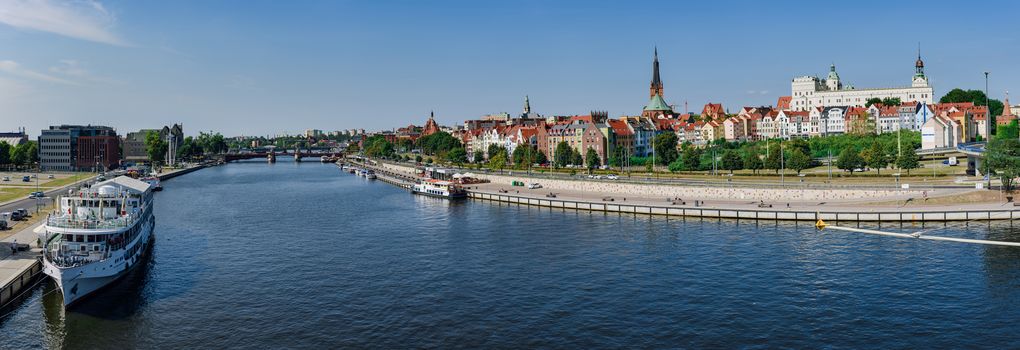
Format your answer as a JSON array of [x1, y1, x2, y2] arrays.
[[44, 250, 111, 268], [45, 212, 140, 230]]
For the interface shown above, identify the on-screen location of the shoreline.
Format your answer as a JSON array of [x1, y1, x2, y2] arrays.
[[357, 159, 1020, 222]]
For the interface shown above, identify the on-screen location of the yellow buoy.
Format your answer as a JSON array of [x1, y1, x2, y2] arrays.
[[815, 218, 827, 230]]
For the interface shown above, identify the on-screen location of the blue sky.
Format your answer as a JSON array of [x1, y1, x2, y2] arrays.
[[1, 0, 1017, 138]]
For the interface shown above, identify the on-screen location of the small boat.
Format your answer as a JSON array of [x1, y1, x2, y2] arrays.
[[141, 176, 163, 191], [366, 170, 377, 180], [267, 153, 276, 163], [411, 179, 467, 199], [348, 168, 356, 174]]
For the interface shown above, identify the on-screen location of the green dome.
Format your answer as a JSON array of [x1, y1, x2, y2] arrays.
[[827, 64, 840, 81], [644, 94, 672, 111]]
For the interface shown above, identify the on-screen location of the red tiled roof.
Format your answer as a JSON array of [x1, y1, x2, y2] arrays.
[[607, 119, 633, 136], [777, 96, 792, 109]]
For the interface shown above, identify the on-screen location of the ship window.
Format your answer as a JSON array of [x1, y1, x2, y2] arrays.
[[79, 245, 86, 251]]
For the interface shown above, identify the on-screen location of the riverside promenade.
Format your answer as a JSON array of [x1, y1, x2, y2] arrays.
[[359, 160, 1020, 223]]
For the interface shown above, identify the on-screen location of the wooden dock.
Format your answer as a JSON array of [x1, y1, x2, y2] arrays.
[[0, 223, 43, 311]]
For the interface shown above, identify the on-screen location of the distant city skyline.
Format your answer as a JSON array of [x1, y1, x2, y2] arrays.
[[1, 0, 1018, 138]]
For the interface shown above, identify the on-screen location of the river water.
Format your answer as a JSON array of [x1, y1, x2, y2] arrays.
[[1, 160, 1019, 349]]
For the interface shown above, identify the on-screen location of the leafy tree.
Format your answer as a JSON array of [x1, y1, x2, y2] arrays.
[[471, 150, 483, 163], [681, 147, 702, 171], [668, 157, 684, 173], [511, 144, 538, 169], [863, 142, 889, 174], [881, 97, 902, 106], [553, 142, 572, 168], [415, 155, 423, 163], [145, 130, 168, 165], [865, 97, 883, 107], [609, 146, 625, 168], [396, 138, 415, 153], [487, 152, 507, 171], [786, 149, 812, 175], [10, 141, 37, 167], [836, 148, 865, 175], [652, 133, 679, 165], [987, 138, 1020, 191], [571, 148, 584, 166], [895, 147, 920, 175], [446, 147, 468, 166], [785, 138, 811, 157], [742, 150, 763, 175], [416, 132, 462, 156], [764, 146, 783, 174], [0, 142, 10, 165], [996, 120, 1019, 140], [720, 149, 742, 174], [585, 148, 601, 171], [487, 144, 506, 160], [180, 136, 205, 160], [534, 150, 548, 166], [196, 132, 227, 154]]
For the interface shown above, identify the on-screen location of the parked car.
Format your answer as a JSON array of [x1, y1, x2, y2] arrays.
[[0, 219, 7, 230], [527, 183, 542, 189], [2, 176, 9, 181], [22, 176, 30, 182], [48, 174, 55, 179], [15, 208, 28, 218], [10, 211, 23, 221]]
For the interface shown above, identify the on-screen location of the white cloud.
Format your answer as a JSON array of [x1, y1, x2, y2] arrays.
[[0, 60, 77, 85], [226, 74, 259, 91], [48, 59, 122, 84], [0, 0, 126, 46]]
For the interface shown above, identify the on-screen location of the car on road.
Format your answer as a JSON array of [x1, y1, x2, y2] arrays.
[[2, 176, 8, 181], [0, 219, 6, 230], [29, 191, 44, 198], [15, 208, 28, 218], [527, 183, 542, 189], [48, 174, 55, 179], [10, 211, 22, 221], [22, 176, 30, 182], [606, 174, 619, 180]]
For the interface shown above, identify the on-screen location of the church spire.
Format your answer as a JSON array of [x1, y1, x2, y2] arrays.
[[915, 43, 925, 76], [650, 46, 663, 98], [523, 95, 531, 114]]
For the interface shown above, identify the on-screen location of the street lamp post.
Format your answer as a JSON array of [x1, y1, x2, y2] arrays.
[[985, 71, 991, 189], [780, 141, 785, 185]]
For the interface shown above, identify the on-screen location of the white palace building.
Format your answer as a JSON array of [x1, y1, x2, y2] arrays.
[[789, 54, 934, 111]]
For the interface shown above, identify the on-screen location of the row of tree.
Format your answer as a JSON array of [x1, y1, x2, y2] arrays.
[[0, 141, 39, 167], [145, 131, 227, 165]]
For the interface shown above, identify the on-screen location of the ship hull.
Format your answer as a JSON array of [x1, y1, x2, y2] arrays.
[[43, 218, 155, 307]]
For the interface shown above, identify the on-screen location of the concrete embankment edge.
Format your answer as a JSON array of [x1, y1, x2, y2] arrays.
[[357, 161, 1020, 223]]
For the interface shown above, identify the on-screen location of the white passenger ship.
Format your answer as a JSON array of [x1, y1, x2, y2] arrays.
[[411, 179, 467, 199], [39, 176, 156, 307]]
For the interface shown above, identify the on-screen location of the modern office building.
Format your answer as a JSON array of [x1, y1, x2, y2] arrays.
[[38, 125, 120, 171]]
